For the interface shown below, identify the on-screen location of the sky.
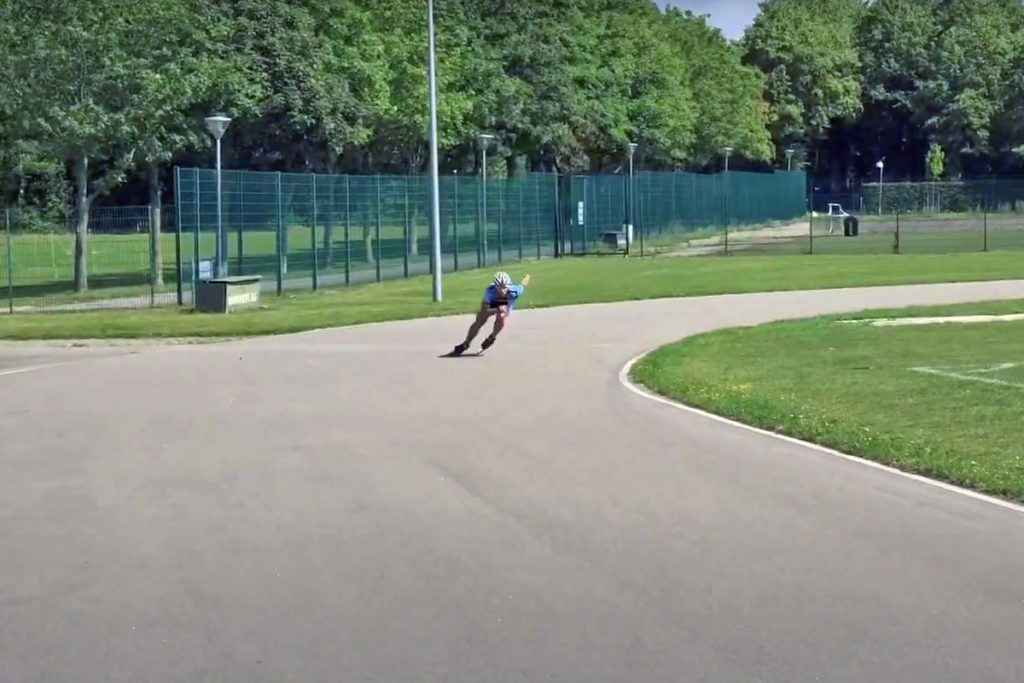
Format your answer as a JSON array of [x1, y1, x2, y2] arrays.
[[656, 0, 760, 41]]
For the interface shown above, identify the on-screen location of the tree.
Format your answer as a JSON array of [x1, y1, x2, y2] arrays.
[[924, 0, 1024, 176], [663, 8, 773, 166], [4, 0, 247, 291], [926, 142, 945, 181], [742, 0, 864, 177]]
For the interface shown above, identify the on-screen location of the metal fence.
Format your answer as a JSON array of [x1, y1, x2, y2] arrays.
[[2, 167, 808, 313], [0, 204, 180, 313], [794, 180, 1024, 256]]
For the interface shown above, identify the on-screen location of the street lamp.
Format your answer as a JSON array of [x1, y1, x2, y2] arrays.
[[875, 158, 885, 215], [204, 113, 231, 278], [722, 146, 733, 172], [627, 142, 638, 252], [478, 133, 494, 266], [426, 0, 442, 301], [785, 148, 794, 171]]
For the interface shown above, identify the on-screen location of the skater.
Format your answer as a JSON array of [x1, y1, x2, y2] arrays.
[[451, 271, 530, 355]]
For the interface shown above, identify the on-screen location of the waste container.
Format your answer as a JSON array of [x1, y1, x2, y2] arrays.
[[843, 215, 859, 237]]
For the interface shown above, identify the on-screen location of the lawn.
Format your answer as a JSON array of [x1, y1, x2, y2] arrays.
[[631, 299, 1024, 502], [3, 250, 1024, 340], [1, 219, 559, 305]]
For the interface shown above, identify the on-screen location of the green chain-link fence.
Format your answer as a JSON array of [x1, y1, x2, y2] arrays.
[[801, 179, 1024, 255], [3, 167, 813, 313], [0, 204, 179, 313]]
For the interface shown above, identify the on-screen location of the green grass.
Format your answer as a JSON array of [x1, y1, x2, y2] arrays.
[[3, 250, 1024, 340], [631, 299, 1024, 502]]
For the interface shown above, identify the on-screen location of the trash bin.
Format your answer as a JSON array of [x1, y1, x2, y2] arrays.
[[843, 215, 859, 237]]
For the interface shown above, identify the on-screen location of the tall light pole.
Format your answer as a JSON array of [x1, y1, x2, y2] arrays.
[[876, 159, 885, 215], [427, 0, 442, 301], [628, 142, 638, 251], [204, 113, 231, 278], [478, 133, 494, 266], [785, 148, 794, 171], [722, 147, 733, 240]]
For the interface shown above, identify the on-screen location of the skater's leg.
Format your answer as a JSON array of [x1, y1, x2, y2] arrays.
[[463, 306, 493, 345], [491, 308, 508, 337], [453, 305, 493, 353], [481, 307, 508, 349]]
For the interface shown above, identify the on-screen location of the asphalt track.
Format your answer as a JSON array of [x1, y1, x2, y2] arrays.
[[2, 280, 1024, 683]]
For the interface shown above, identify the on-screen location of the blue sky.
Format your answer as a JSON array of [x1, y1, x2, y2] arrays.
[[656, 0, 760, 41]]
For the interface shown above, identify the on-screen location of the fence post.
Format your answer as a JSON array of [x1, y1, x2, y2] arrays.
[[5, 208, 12, 314], [173, 167, 183, 305], [311, 173, 319, 291], [637, 174, 644, 257], [475, 175, 483, 268], [276, 171, 283, 295], [535, 177, 542, 259], [237, 176, 244, 274], [983, 180, 990, 252], [893, 205, 900, 254], [375, 174, 382, 283], [497, 180, 504, 264], [344, 175, 351, 285], [722, 173, 730, 256], [518, 178, 524, 261], [808, 183, 814, 255], [453, 173, 460, 272], [193, 168, 201, 307], [403, 176, 410, 278], [148, 203, 156, 307]]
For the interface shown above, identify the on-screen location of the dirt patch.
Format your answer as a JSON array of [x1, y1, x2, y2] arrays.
[[659, 220, 810, 256]]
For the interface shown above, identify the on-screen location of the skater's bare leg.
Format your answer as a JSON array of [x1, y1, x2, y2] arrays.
[[480, 307, 508, 350], [462, 305, 493, 346], [490, 309, 508, 338]]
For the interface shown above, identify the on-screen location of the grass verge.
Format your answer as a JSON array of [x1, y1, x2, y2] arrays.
[[630, 299, 1024, 502], [2, 251, 1023, 340]]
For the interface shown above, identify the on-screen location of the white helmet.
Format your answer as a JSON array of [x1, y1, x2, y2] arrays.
[[493, 271, 512, 287]]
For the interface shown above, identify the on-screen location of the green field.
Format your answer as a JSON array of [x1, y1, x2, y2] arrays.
[[631, 299, 1024, 502], [3, 250, 1024, 339]]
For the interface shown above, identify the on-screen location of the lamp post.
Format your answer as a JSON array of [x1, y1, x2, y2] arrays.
[[628, 142, 638, 252], [722, 147, 733, 240], [785, 148, 794, 171], [204, 113, 231, 278], [427, 0, 442, 301], [876, 159, 885, 215], [478, 133, 494, 266]]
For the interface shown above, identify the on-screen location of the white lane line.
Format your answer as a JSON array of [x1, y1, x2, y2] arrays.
[[910, 365, 1024, 389], [617, 353, 1024, 516], [0, 361, 71, 378]]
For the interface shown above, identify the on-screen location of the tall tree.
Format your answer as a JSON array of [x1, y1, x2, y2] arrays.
[[854, 0, 939, 179], [924, 0, 1024, 176], [663, 7, 773, 166], [742, 0, 864, 177]]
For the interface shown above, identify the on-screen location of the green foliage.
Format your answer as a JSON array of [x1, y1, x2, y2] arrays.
[[741, 0, 864, 160], [926, 143, 945, 181]]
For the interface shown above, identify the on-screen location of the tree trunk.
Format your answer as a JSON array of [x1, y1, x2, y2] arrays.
[[72, 155, 90, 292], [363, 206, 374, 264], [148, 163, 164, 288]]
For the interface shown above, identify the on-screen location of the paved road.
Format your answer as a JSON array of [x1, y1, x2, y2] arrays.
[[2, 280, 1023, 682]]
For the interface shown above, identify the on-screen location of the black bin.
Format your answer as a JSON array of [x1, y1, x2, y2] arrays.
[[843, 215, 859, 237]]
